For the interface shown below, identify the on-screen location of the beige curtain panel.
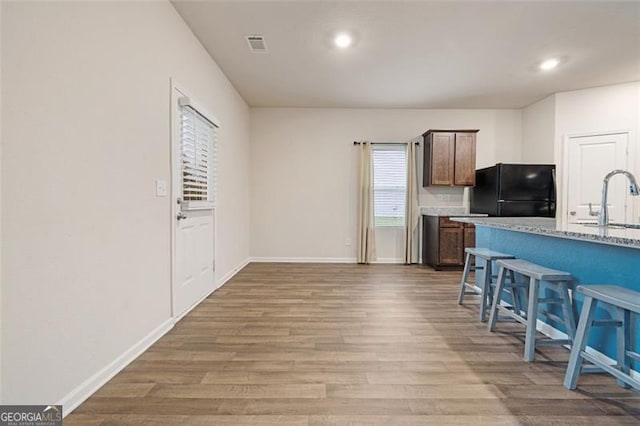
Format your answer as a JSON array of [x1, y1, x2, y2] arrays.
[[357, 141, 376, 264], [404, 141, 420, 264]]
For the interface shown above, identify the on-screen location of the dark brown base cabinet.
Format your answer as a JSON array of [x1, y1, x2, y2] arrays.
[[422, 216, 475, 270]]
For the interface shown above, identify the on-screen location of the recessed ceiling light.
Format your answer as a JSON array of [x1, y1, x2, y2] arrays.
[[539, 58, 559, 71], [334, 33, 353, 49]]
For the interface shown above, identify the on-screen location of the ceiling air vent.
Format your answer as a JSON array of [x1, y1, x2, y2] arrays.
[[246, 35, 268, 53]]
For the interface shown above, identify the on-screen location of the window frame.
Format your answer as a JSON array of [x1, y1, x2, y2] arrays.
[[371, 144, 408, 228], [178, 96, 219, 211]]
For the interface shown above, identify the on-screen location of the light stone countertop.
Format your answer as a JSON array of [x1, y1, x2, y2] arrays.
[[450, 216, 640, 250], [419, 206, 488, 217]]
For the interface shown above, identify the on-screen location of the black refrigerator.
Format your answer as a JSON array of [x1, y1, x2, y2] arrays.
[[470, 163, 556, 217]]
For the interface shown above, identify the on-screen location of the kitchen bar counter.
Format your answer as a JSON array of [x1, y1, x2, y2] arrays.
[[451, 217, 640, 249]]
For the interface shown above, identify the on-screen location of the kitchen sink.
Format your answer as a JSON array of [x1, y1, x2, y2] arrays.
[[578, 222, 640, 230], [616, 223, 640, 229], [581, 223, 626, 229]]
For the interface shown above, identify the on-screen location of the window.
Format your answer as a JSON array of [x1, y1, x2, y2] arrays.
[[179, 99, 217, 209], [372, 147, 407, 227]]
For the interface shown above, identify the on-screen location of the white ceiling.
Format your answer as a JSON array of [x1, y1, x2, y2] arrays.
[[172, 1, 640, 109]]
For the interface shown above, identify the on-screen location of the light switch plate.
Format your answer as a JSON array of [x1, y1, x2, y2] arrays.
[[156, 180, 167, 197]]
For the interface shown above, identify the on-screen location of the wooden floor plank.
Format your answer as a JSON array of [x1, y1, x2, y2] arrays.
[[202, 371, 369, 385], [67, 263, 640, 425], [148, 384, 326, 399], [326, 384, 504, 399], [64, 414, 309, 426], [308, 415, 523, 426]]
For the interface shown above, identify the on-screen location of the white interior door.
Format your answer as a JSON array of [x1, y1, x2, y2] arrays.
[[171, 83, 216, 319], [174, 210, 214, 318], [566, 133, 629, 223]]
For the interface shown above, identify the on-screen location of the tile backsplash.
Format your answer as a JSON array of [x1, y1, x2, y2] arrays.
[[418, 186, 468, 209]]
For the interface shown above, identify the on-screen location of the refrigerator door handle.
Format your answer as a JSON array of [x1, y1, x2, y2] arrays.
[[550, 168, 557, 217]]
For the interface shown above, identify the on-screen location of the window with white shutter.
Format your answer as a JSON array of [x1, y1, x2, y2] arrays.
[[179, 98, 217, 210], [372, 146, 407, 227]]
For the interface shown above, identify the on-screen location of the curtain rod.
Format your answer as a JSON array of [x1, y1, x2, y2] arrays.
[[353, 141, 420, 146]]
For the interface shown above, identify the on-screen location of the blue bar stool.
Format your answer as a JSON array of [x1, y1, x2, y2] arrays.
[[458, 248, 516, 322], [488, 259, 576, 362], [564, 285, 640, 390]]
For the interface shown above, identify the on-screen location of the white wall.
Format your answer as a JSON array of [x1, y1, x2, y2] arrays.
[[250, 108, 522, 261], [1, 0, 250, 407], [522, 94, 556, 163], [553, 82, 640, 222]]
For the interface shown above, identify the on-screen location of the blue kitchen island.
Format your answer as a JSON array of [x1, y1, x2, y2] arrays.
[[452, 217, 640, 369]]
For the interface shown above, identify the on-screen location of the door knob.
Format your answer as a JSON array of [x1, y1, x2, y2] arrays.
[[177, 212, 187, 221]]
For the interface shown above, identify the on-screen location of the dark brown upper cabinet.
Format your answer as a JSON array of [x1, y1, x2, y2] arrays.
[[422, 129, 478, 187]]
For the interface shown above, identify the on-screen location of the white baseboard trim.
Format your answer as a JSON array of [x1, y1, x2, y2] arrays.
[[175, 256, 252, 322], [217, 256, 251, 287], [371, 258, 404, 264], [250, 257, 357, 263], [536, 318, 639, 379], [59, 318, 174, 417], [249, 257, 408, 264], [173, 287, 213, 322]]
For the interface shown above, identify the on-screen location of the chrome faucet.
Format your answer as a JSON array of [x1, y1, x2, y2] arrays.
[[598, 169, 640, 226]]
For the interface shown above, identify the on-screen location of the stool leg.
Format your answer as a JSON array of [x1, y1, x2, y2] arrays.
[[616, 306, 631, 389], [564, 296, 597, 390], [524, 277, 540, 362], [488, 266, 507, 332], [487, 264, 502, 311], [480, 258, 492, 322], [458, 252, 473, 305], [559, 281, 576, 342], [511, 280, 523, 318], [509, 271, 522, 316]]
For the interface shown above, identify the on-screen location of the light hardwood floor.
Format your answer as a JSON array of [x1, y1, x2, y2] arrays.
[[67, 263, 640, 425]]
